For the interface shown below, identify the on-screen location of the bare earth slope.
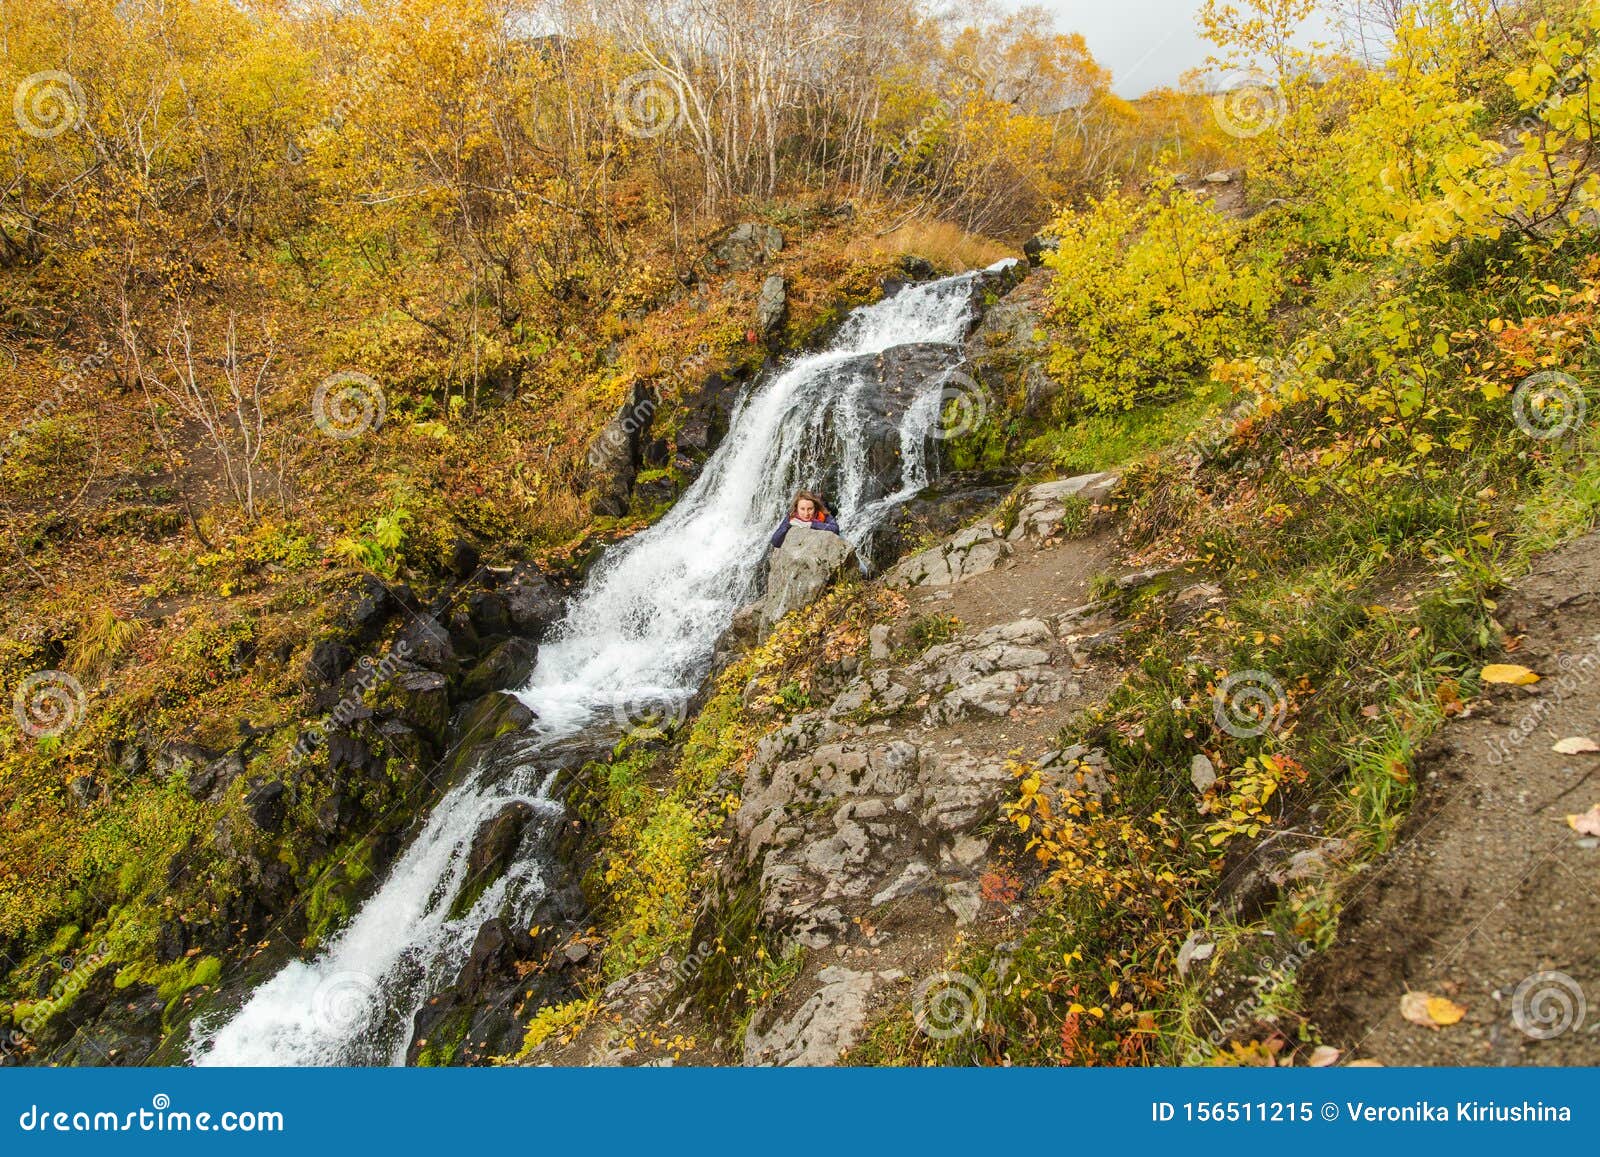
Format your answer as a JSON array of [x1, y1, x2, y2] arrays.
[[1306, 532, 1600, 1064]]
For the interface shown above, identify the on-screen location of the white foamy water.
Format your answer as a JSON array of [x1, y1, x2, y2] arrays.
[[190, 265, 1005, 1066]]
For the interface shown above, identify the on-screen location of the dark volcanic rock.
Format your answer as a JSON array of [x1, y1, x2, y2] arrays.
[[245, 779, 287, 833], [459, 638, 536, 701]]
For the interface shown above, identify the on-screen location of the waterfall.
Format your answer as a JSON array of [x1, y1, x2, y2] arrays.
[[189, 264, 1009, 1066]]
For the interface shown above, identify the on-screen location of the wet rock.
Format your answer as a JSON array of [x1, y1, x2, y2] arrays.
[[187, 749, 245, 802], [756, 273, 788, 339], [708, 222, 783, 271], [245, 779, 287, 833], [458, 917, 534, 996], [587, 382, 658, 516], [447, 537, 481, 579], [499, 564, 563, 640], [899, 255, 936, 279], [154, 918, 188, 965], [459, 637, 536, 701], [466, 591, 513, 641], [397, 616, 457, 676], [761, 528, 858, 630], [384, 668, 451, 744], [1023, 233, 1058, 266], [304, 640, 354, 686], [450, 801, 536, 919]]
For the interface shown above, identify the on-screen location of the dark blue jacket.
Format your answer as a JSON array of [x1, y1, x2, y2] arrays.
[[770, 514, 840, 549]]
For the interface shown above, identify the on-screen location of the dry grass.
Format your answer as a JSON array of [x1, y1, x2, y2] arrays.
[[847, 218, 1016, 272]]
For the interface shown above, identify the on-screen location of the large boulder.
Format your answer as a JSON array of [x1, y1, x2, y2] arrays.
[[708, 222, 783, 271], [760, 528, 857, 630], [886, 522, 1010, 588], [587, 383, 659, 516], [1005, 472, 1119, 542], [756, 274, 788, 340]]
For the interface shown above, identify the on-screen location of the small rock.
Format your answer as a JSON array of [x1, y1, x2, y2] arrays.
[[1191, 754, 1217, 793]]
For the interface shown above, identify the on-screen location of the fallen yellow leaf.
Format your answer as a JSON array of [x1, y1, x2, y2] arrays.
[[1400, 990, 1466, 1028], [1480, 663, 1539, 685], [1566, 804, 1600, 837], [1552, 736, 1600, 755]]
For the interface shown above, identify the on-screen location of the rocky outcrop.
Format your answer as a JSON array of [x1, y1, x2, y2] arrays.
[[587, 383, 659, 517], [1005, 472, 1118, 542], [759, 528, 858, 631], [744, 965, 903, 1066], [708, 222, 784, 271], [756, 274, 787, 340], [886, 523, 1010, 588]]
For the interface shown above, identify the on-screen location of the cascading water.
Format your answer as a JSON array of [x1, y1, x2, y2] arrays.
[[189, 264, 1010, 1066]]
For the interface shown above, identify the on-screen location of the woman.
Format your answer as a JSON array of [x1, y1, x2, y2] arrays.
[[770, 490, 839, 548]]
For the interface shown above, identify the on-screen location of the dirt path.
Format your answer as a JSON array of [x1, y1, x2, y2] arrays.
[[1305, 532, 1600, 1063]]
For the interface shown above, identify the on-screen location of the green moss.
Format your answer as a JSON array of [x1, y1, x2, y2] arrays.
[[413, 1005, 474, 1067]]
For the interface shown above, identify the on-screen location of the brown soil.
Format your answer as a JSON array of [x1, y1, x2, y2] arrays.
[[1304, 531, 1600, 1064]]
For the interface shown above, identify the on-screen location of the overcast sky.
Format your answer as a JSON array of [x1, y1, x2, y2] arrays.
[[1033, 0, 1214, 96], [1028, 0, 1339, 97]]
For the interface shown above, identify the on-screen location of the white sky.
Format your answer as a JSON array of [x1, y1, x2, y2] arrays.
[[1029, 0, 1341, 97], [1034, 0, 1215, 96]]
